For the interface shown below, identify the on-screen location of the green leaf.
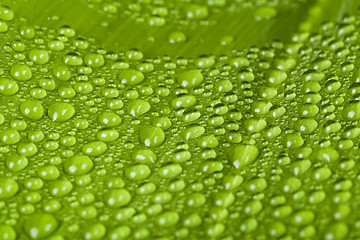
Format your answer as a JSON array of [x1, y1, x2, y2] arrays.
[[1, 0, 360, 239]]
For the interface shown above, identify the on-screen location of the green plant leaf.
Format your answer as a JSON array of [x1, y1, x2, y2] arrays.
[[1, 0, 360, 239]]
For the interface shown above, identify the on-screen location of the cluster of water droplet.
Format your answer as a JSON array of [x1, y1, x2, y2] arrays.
[[1, 3, 360, 240], [84, 0, 297, 28]]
